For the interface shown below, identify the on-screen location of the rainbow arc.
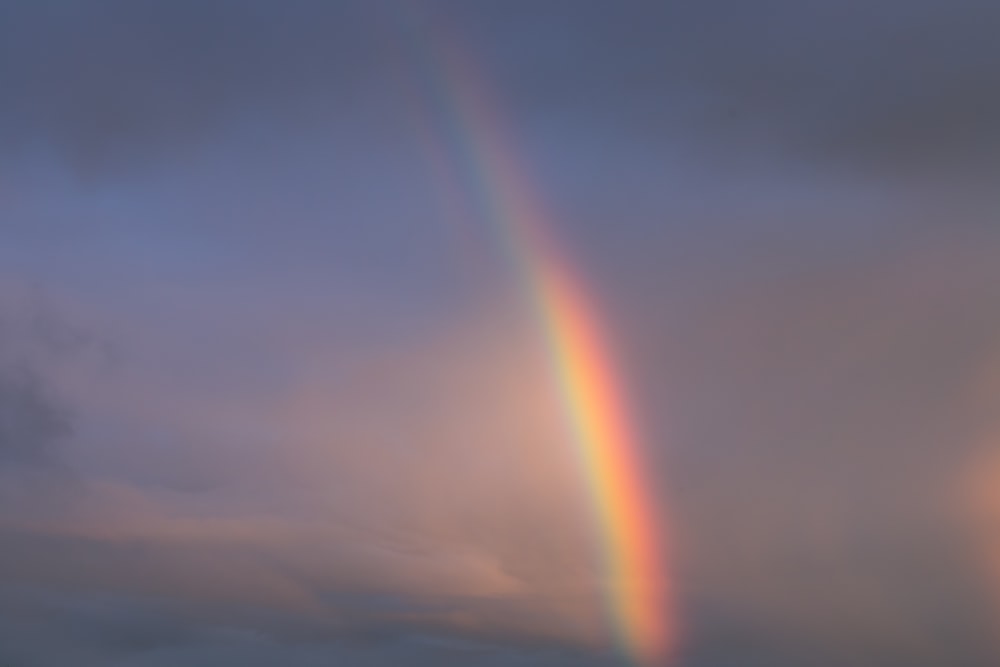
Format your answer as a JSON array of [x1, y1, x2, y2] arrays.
[[395, 14, 676, 664]]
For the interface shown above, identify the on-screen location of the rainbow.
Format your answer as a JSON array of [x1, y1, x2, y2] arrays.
[[531, 249, 675, 666], [389, 11, 676, 665]]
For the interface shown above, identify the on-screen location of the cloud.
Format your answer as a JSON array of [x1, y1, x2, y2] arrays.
[[0, 0, 394, 172], [0, 363, 69, 464], [3, 3, 1000, 664], [638, 0, 1000, 174], [955, 348, 1000, 657], [5, 0, 1000, 179], [0, 296, 86, 467], [8, 229, 999, 665], [625, 230, 1000, 665], [0, 297, 611, 661], [0, 584, 619, 667]]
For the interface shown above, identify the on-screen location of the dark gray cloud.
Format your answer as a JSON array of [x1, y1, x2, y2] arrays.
[[641, 0, 1000, 173], [3, 0, 1000, 177], [0, 302, 82, 466], [0, 0, 390, 172], [0, 583, 622, 667], [447, 0, 1000, 175], [0, 362, 69, 464]]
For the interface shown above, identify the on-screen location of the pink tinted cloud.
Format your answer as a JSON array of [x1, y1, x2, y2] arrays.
[[1, 295, 607, 648]]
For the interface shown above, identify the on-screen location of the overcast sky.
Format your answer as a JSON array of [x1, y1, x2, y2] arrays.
[[2, 2, 1000, 666]]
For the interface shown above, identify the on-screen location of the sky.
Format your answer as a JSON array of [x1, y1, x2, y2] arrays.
[[2, 1, 1000, 665]]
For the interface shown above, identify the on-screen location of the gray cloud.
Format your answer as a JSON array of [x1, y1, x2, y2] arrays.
[[4, 1, 1000, 177], [682, 1, 1000, 174], [0, 363, 69, 464], [0, 301, 83, 466], [0, 583, 622, 667], [0, 0, 390, 172], [615, 230, 1000, 665]]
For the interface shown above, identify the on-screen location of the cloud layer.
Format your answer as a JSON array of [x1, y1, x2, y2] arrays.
[[3, 1, 1000, 665]]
